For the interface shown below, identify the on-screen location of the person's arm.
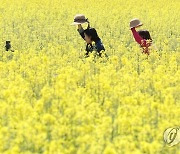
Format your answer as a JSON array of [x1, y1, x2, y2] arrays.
[[77, 24, 85, 40], [131, 27, 146, 46]]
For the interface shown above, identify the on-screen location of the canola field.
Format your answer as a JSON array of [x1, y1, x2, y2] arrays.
[[0, 0, 179, 153]]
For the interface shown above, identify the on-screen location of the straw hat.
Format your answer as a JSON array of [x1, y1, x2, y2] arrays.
[[130, 18, 143, 28], [71, 14, 88, 25]]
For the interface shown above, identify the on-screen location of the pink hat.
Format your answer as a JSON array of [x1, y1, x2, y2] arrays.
[[130, 18, 143, 28]]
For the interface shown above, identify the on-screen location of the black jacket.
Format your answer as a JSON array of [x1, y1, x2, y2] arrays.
[[77, 27, 106, 57]]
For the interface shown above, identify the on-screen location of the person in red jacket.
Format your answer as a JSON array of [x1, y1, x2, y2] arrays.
[[130, 19, 152, 55]]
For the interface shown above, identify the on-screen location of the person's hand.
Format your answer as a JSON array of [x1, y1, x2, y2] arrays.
[[86, 18, 89, 23], [78, 24, 82, 29], [85, 18, 90, 28]]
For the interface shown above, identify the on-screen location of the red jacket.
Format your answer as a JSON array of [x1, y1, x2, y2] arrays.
[[131, 27, 151, 55]]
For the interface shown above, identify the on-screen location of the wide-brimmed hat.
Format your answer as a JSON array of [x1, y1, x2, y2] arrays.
[[71, 14, 88, 25], [130, 18, 143, 28]]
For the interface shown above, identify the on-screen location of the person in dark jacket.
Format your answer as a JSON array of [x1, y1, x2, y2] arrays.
[[71, 14, 107, 58]]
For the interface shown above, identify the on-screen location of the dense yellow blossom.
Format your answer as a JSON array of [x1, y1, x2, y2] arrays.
[[0, 0, 179, 153]]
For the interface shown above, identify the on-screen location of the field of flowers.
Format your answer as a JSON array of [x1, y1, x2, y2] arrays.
[[0, 0, 179, 153]]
